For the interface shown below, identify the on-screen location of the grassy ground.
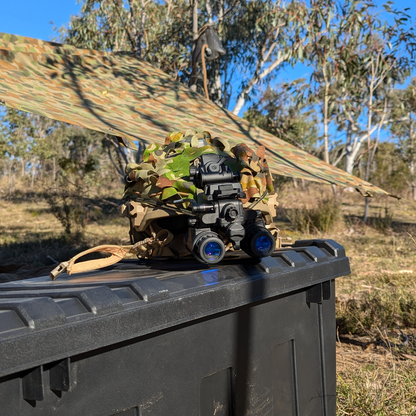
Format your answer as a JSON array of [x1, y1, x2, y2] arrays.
[[1, 182, 416, 414], [275, 184, 416, 415], [0, 194, 130, 266]]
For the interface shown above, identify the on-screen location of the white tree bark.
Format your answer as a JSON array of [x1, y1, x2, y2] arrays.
[[231, 54, 285, 116], [232, 0, 289, 116], [345, 126, 379, 175]]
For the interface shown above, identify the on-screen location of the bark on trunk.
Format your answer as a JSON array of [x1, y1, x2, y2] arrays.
[[190, 0, 199, 92], [363, 196, 370, 224]]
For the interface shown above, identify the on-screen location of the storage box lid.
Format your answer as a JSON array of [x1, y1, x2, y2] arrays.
[[0, 239, 349, 377]]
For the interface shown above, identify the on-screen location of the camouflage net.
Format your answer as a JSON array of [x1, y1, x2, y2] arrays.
[[0, 32, 396, 198], [124, 130, 273, 204]]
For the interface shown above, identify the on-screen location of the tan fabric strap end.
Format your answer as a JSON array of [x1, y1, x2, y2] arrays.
[[49, 245, 132, 280]]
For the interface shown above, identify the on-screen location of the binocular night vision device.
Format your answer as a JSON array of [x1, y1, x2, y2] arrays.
[[185, 154, 275, 264]]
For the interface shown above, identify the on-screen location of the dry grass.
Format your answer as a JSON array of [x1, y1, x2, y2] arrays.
[[1, 181, 416, 414], [275, 184, 416, 415], [337, 339, 416, 415], [0, 197, 131, 266]]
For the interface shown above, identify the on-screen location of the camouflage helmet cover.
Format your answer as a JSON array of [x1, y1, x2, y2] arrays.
[[121, 130, 279, 258]]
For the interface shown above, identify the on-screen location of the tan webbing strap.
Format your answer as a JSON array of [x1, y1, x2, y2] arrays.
[[50, 245, 132, 280], [49, 228, 176, 281]]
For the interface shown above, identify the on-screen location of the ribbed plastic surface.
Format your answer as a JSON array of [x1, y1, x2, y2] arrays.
[[0, 239, 349, 416]]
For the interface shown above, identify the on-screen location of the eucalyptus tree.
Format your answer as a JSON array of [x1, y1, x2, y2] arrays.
[[1, 109, 39, 177], [302, 0, 393, 168], [334, 3, 414, 220], [335, 2, 415, 181], [296, 0, 341, 165], [0, 108, 76, 189], [279, 0, 371, 167], [229, 0, 311, 115], [0, 108, 57, 190], [58, 0, 316, 112], [244, 82, 319, 153], [390, 78, 416, 200]]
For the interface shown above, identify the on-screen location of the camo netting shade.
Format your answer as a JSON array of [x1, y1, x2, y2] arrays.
[[0, 32, 392, 197]]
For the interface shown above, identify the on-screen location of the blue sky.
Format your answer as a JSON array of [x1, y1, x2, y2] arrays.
[[0, 1, 81, 41], [1, 0, 414, 82], [1, 0, 414, 42]]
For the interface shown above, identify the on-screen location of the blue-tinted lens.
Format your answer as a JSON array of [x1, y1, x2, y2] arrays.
[[204, 241, 222, 260], [254, 235, 272, 254]]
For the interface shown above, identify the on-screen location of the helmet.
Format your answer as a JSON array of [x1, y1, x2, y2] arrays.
[[120, 129, 280, 261]]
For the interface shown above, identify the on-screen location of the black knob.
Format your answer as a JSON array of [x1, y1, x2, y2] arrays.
[[189, 166, 196, 180], [228, 208, 238, 219]]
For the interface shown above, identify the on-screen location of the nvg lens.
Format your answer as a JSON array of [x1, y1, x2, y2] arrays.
[[204, 241, 222, 260], [193, 232, 225, 264], [254, 235, 272, 254]]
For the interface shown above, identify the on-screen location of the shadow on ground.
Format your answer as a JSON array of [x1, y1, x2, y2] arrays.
[[0, 233, 119, 282]]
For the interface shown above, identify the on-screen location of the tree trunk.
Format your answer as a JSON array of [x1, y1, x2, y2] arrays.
[[322, 67, 330, 165], [232, 55, 285, 116], [363, 196, 370, 223], [105, 136, 128, 182], [409, 128, 416, 200], [127, 0, 140, 56], [363, 59, 375, 224], [190, 0, 199, 92], [331, 184, 338, 199], [345, 121, 355, 175], [208, 0, 223, 106], [53, 157, 56, 182], [31, 166, 35, 191], [345, 124, 382, 175], [222, 55, 229, 108], [210, 63, 222, 106]]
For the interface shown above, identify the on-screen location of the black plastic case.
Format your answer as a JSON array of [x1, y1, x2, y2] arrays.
[[0, 239, 350, 416]]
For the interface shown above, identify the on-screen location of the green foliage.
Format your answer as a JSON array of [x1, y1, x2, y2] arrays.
[[0, 100, 126, 234], [287, 0, 416, 177], [42, 126, 107, 239], [57, 0, 317, 111], [59, 0, 193, 79], [2, 0, 416, 229], [367, 142, 409, 196], [44, 183, 89, 240], [244, 84, 319, 153], [338, 1, 415, 190], [389, 78, 416, 199], [285, 197, 342, 234]]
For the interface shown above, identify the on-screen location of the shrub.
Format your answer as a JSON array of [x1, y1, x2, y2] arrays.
[[368, 207, 394, 234], [285, 197, 341, 234], [336, 290, 416, 335]]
